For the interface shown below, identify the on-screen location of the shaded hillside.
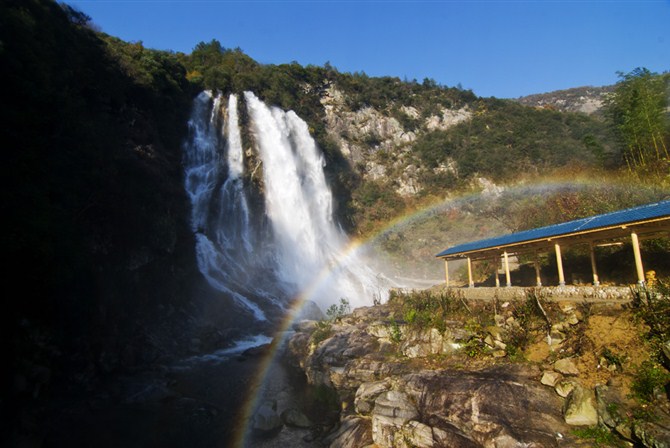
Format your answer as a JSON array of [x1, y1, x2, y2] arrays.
[[0, 1, 210, 436]]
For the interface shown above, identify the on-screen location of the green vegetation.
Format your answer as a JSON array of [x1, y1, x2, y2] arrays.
[[311, 298, 351, 346], [389, 318, 403, 344], [505, 292, 549, 355], [411, 100, 618, 185], [629, 280, 670, 405], [630, 360, 670, 404], [311, 320, 334, 346], [326, 298, 351, 321], [605, 68, 669, 175], [571, 425, 624, 447], [389, 288, 469, 334]]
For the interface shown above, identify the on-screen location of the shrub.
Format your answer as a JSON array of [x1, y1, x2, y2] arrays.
[[630, 360, 670, 403], [390, 289, 466, 334], [326, 298, 351, 321]]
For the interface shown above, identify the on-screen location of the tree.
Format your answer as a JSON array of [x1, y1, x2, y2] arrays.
[[605, 68, 669, 172]]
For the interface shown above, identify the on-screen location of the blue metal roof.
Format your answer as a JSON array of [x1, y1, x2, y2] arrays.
[[436, 200, 670, 258]]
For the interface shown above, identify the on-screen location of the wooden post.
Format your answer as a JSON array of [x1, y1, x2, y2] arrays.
[[534, 252, 542, 287], [589, 242, 600, 286], [503, 251, 511, 287], [494, 256, 500, 288], [467, 257, 474, 288], [555, 243, 565, 286], [444, 259, 449, 287], [631, 231, 645, 286]]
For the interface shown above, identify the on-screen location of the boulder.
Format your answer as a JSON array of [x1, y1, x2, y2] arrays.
[[325, 416, 373, 448], [373, 390, 419, 421], [633, 419, 670, 448], [564, 385, 598, 426], [296, 300, 326, 321], [372, 391, 420, 446], [280, 408, 312, 428], [355, 379, 391, 414], [252, 400, 282, 433], [555, 380, 577, 398], [397, 420, 434, 448], [541, 371, 562, 387], [554, 358, 580, 376]]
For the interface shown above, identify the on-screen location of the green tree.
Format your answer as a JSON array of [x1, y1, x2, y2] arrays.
[[605, 68, 669, 172]]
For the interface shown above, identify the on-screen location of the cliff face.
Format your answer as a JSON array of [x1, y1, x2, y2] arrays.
[[320, 83, 472, 197], [284, 290, 670, 448], [515, 85, 614, 115]]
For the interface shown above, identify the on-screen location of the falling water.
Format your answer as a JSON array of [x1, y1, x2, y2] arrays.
[[183, 91, 386, 321]]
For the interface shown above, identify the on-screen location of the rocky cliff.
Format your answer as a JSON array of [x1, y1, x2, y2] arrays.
[[281, 289, 670, 447], [515, 85, 614, 116]]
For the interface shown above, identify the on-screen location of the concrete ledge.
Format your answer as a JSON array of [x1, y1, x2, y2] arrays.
[[430, 285, 633, 302]]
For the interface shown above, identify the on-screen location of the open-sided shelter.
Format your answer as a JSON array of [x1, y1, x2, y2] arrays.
[[436, 200, 670, 288]]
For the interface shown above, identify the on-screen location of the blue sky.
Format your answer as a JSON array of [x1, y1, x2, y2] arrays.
[[70, 0, 670, 98]]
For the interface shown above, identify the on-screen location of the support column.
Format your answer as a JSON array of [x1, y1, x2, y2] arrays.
[[444, 259, 449, 287], [467, 257, 474, 288], [534, 252, 542, 287], [631, 231, 645, 286], [555, 243, 565, 286], [503, 251, 511, 287], [493, 257, 500, 288], [589, 242, 600, 286]]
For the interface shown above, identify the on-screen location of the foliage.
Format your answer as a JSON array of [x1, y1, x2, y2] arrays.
[[350, 180, 407, 233], [311, 320, 334, 345], [505, 293, 547, 353], [409, 99, 619, 187], [631, 279, 670, 345], [629, 279, 670, 405], [604, 68, 670, 175], [571, 425, 624, 447], [389, 289, 467, 333], [630, 360, 670, 404], [389, 318, 403, 343], [326, 298, 351, 321], [312, 298, 351, 346]]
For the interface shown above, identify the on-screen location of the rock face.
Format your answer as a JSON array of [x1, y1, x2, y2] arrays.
[[319, 85, 472, 197], [286, 305, 579, 447], [563, 385, 598, 426], [515, 85, 613, 115]]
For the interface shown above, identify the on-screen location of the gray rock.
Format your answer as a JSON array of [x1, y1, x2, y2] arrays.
[[372, 391, 420, 447], [296, 300, 326, 321], [555, 380, 577, 398], [252, 401, 282, 433], [325, 416, 372, 448], [293, 320, 318, 332], [541, 370, 562, 387], [373, 390, 419, 421], [633, 419, 670, 448], [398, 420, 434, 448], [554, 358, 580, 376], [281, 408, 312, 428], [355, 379, 391, 415], [564, 385, 598, 426]]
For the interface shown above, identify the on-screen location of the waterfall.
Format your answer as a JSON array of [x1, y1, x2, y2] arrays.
[[183, 91, 386, 321]]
